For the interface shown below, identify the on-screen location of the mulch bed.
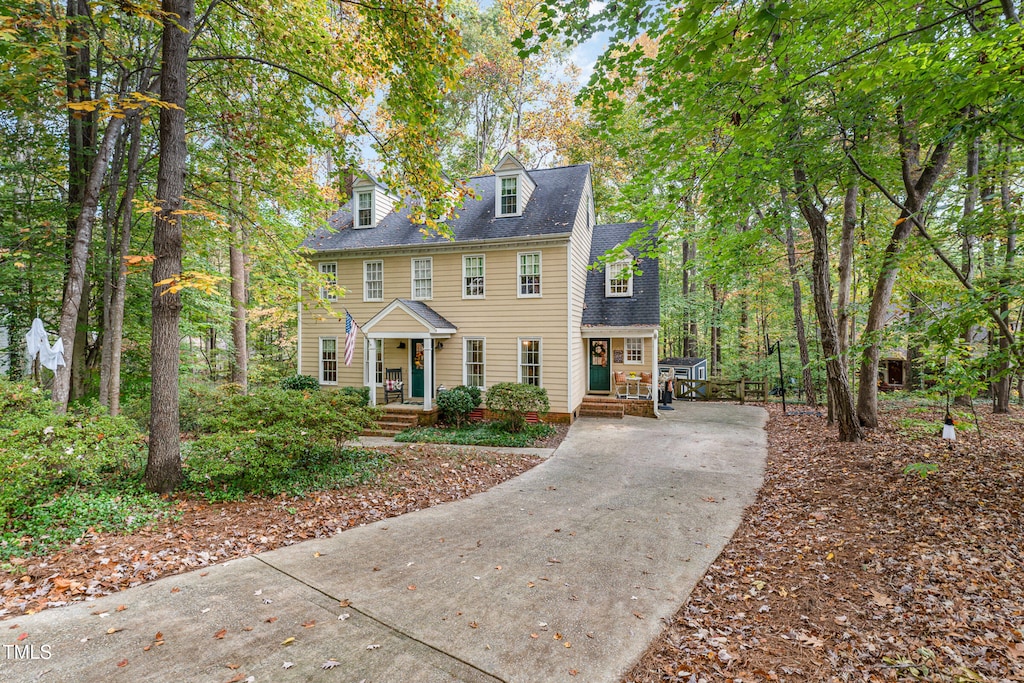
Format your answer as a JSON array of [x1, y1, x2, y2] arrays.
[[625, 402, 1024, 682], [0, 443, 546, 620]]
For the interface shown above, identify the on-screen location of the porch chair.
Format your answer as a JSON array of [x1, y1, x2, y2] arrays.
[[613, 371, 628, 399], [638, 372, 654, 400], [384, 367, 404, 404]]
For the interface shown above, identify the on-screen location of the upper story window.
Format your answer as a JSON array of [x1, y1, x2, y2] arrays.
[[319, 261, 337, 301], [412, 257, 432, 300], [606, 260, 633, 297], [356, 190, 373, 228], [518, 251, 541, 297], [500, 177, 518, 216], [364, 260, 383, 301], [463, 255, 485, 298]]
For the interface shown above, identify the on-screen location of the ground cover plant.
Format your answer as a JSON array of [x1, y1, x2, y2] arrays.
[[394, 421, 555, 448]]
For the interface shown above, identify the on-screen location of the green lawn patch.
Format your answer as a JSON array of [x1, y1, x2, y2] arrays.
[[394, 422, 554, 447]]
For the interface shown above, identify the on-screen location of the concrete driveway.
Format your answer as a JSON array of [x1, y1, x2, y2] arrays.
[[0, 403, 767, 683]]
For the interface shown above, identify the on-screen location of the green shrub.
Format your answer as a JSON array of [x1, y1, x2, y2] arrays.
[[0, 379, 147, 529], [485, 382, 549, 433], [280, 374, 321, 392], [180, 387, 381, 495], [437, 385, 481, 428], [338, 385, 370, 406]]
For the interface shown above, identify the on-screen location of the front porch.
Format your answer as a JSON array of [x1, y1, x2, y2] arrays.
[[582, 326, 660, 418], [578, 394, 656, 419]]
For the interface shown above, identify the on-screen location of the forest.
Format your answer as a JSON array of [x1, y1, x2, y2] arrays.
[[1, 0, 1022, 486]]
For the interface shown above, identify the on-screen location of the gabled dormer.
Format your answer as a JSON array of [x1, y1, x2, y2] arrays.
[[493, 152, 536, 218], [351, 173, 397, 229], [605, 246, 634, 298]]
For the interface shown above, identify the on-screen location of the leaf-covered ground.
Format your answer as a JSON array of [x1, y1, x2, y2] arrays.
[[0, 444, 544, 620], [626, 402, 1024, 682]]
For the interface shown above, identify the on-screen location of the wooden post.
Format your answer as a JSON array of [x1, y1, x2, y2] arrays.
[[740, 378, 745, 404]]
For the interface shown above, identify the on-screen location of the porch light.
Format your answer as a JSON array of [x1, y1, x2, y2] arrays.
[[397, 341, 406, 349], [435, 341, 444, 350]]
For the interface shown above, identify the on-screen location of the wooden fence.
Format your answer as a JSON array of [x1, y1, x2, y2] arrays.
[[674, 378, 768, 403]]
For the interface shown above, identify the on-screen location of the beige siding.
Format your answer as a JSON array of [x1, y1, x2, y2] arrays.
[[371, 308, 422, 334], [300, 243, 572, 412], [568, 176, 594, 413], [609, 336, 655, 378]]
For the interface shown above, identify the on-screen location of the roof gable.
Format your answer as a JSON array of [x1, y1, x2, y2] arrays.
[[361, 298, 457, 336]]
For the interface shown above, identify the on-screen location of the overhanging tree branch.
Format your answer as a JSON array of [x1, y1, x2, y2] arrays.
[[844, 147, 1021, 361], [187, 54, 387, 153]]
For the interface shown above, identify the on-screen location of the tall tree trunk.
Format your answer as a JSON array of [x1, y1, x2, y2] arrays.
[[681, 240, 691, 355], [98, 121, 128, 406], [710, 283, 721, 376], [52, 117, 125, 412], [781, 189, 817, 407], [837, 182, 858, 357], [228, 167, 248, 392], [794, 164, 862, 441], [994, 141, 1017, 413], [145, 0, 195, 494], [106, 114, 143, 416], [855, 113, 952, 427], [955, 135, 980, 405]]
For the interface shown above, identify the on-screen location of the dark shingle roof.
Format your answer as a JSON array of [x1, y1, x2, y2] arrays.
[[582, 223, 660, 328], [397, 299, 456, 331], [302, 165, 591, 252], [659, 357, 706, 367]]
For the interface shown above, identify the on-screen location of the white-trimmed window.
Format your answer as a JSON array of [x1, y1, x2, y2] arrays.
[[464, 338, 485, 387], [320, 337, 338, 384], [364, 260, 383, 301], [500, 176, 518, 215], [624, 337, 644, 364], [412, 257, 432, 300], [606, 260, 633, 297], [364, 339, 383, 384], [319, 261, 337, 300], [519, 337, 541, 386], [356, 190, 373, 227], [518, 251, 541, 297], [463, 255, 485, 298]]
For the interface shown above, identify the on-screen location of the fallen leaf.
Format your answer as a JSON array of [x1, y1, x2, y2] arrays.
[[564, 641, 572, 648], [117, 659, 128, 667], [226, 663, 240, 670], [796, 632, 825, 648], [407, 585, 416, 591], [339, 599, 351, 607], [469, 621, 479, 628], [171, 587, 180, 593], [16, 633, 28, 642], [633, 612, 645, 619], [569, 669, 579, 676], [106, 628, 122, 635], [322, 660, 341, 669], [214, 629, 227, 639], [116, 605, 127, 612], [281, 637, 295, 646], [282, 662, 294, 669], [554, 632, 563, 640], [870, 589, 894, 607], [154, 632, 163, 641], [530, 633, 539, 639], [366, 643, 380, 650], [338, 613, 350, 621], [265, 617, 278, 623], [302, 620, 316, 628], [224, 674, 245, 683]]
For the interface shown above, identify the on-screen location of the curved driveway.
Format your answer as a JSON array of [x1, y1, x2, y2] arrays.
[[1, 403, 767, 683]]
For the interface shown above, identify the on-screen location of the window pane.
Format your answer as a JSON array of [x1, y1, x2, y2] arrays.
[[465, 338, 484, 387], [464, 256, 484, 297], [501, 177, 517, 214], [321, 339, 337, 383], [319, 262, 337, 300], [413, 258, 432, 299], [364, 261, 382, 300], [608, 261, 631, 295], [357, 191, 373, 226], [519, 252, 540, 295], [520, 339, 540, 386], [625, 337, 643, 363]]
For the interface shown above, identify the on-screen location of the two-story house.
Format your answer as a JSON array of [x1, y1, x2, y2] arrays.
[[297, 154, 660, 422]]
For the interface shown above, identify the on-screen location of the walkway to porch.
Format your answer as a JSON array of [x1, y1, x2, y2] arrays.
[[578, 394, 655, 419]]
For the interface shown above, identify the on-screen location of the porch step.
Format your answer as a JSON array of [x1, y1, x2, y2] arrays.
[[578, 396, 625, 419], [363, 409, 419, 437]]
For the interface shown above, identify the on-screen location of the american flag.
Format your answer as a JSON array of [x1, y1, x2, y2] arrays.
[[344, 311, 358, 366]]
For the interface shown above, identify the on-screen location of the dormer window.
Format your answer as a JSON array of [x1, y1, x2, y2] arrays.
[[493, 152, 535, 218], [500, 177, 518, 215], [606, 260, 633, 297], [356, 191, 373, 228]]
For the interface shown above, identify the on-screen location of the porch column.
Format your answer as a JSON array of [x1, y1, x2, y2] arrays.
[[367, 336, 377, 407], [652, 329, 659, 417], [423, 338, 434, 411]]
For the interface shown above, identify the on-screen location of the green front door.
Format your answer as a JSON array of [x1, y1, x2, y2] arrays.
[[589, 338, 610, 392], [411, 339, 425, 397]]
